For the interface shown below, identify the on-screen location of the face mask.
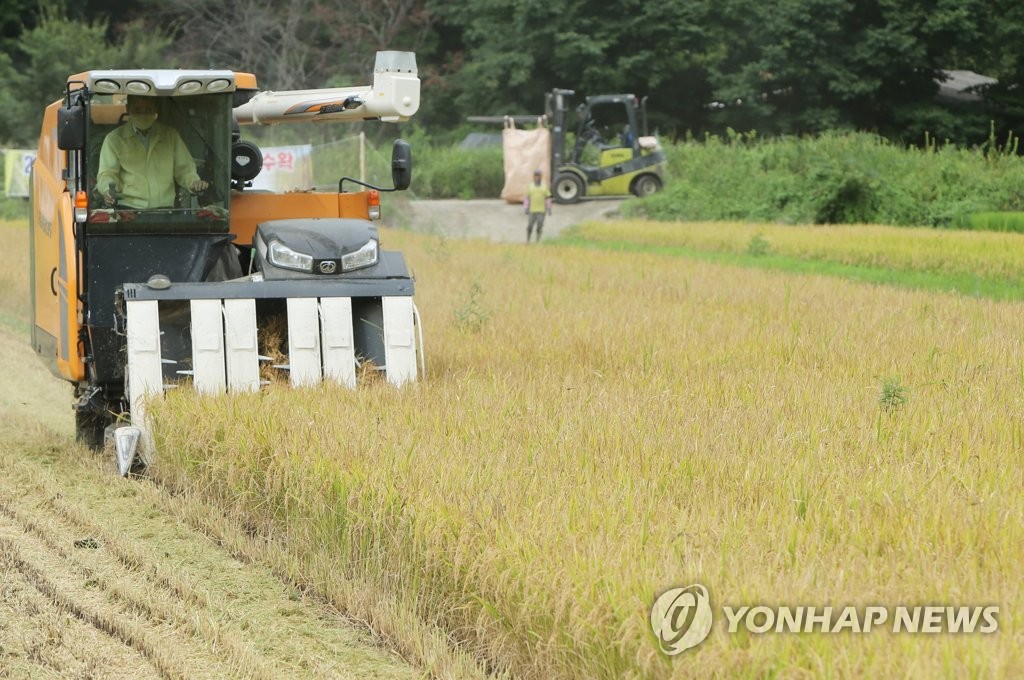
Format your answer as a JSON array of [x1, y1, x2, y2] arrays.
[[131, 113, 157, 131]]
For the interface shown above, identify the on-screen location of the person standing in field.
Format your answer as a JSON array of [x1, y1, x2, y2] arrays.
[[524, 169, 552, 243]]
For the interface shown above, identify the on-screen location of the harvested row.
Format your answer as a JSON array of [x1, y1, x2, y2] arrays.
[[0, 534, 159, 678], [0, 421, 420, 679]]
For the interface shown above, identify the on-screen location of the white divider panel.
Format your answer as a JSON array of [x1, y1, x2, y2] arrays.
[[126, 299, 164, 460], [287, 297, 322, 387], [223, 298, 260, 392], [319, 297, 356, 388], [190, 299, 226, 395], [382, 296, 417, 386]]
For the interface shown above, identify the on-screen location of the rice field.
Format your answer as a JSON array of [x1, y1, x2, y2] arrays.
[[567, 219, 1024, 285], [148, 223, 1024, 678]]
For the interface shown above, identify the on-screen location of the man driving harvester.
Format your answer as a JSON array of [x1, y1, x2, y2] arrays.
[[96, 95, 208, 209]]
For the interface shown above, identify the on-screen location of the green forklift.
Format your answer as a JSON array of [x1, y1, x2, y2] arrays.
[[469, 88, 667, 204], [545, 88, 666, 204]]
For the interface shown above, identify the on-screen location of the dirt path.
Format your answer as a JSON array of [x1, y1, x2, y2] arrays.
[[405, 197, 623, 243]]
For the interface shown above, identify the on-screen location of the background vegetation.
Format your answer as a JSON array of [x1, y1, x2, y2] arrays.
[[2, 0, 1024, 147], [626, 130, 1024, 227], [7, 126, 1024, 228], [5, 0, 1024, 229], [208, 125, 1024, 228]]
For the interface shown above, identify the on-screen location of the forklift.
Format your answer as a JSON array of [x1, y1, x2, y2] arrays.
[[470, 88, 667, 203], [545, 88, 666, 203]]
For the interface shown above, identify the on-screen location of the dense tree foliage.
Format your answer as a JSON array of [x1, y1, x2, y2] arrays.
[[703, 0, 1019, 142], [424, 0, 1024, 144], [0, 2, 169, 145], [419, 0, 714, 134], [1, 0, 1021, 147], [143, 0, 433, 91]]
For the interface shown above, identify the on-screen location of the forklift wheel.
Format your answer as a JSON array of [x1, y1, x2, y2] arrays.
[[554, 173, 584, 204], [631, 174, 662, 197]]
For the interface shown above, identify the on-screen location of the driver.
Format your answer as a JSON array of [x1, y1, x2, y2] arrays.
[[96, 95, 208, 209]]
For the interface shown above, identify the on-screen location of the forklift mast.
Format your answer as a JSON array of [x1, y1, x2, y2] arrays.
[[544, 88, 576, 179]]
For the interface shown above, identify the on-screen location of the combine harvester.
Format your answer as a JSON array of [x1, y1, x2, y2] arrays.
[[30, 52, 422, 474]]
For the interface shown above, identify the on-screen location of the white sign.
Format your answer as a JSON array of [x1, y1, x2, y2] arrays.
[[249, 144, 313, 192]]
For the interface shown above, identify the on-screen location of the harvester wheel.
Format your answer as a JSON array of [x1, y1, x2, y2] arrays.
[[554, 173, 584, 204], [631, 174, 662, 197]]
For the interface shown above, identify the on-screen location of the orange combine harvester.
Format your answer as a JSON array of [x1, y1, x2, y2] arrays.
[[30, 51, 422, 473]]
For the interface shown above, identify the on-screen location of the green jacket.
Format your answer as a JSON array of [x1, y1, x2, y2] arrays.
[[526, 182, 551, 214], [97, 122, 201, 209]]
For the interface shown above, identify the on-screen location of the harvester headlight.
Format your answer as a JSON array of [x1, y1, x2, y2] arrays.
[[126, 80, 152, 94], [207, 78, 232, 92], [341, 239, 379, 272], [94, 79, 120, 94], [178, 80, 203, 94], [268, 240, 314, 272]]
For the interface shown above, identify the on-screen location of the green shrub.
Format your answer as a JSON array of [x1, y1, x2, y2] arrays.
[[412, 145, 504, 199], [626, 131, 1024, 228], [0, 197, 28, 220], [964, 212, 1024, 233]]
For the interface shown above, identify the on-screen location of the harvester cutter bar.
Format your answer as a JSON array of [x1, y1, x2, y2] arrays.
[[121, 278, 413, 302], [123, 290, 417, 463]]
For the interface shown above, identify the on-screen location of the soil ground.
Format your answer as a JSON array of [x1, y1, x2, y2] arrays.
[[0, 324, 418, 678], [405, 197, 623, 243]]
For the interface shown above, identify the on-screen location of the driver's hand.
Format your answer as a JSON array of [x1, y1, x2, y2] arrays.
[[190, 179, 209, 192], [103, 191, 115, 207]]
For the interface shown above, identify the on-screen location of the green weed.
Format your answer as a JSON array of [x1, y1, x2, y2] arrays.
[[879, 376, 909, 412]]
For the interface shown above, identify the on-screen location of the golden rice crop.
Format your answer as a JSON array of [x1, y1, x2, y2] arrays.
[[150, 226, 1022, 678], [572, 219, 1024, 282]]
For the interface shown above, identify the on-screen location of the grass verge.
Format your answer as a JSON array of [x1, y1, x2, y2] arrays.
[[558, 219, 1024, 301]]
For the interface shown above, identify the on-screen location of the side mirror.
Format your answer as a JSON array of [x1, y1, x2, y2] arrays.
[[57, 104, 85, 151], [338, 139, 412, 193], [391, 139, 412, 191]]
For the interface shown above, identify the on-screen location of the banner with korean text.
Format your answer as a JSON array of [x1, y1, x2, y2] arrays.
[[249, 145, 313, 192]]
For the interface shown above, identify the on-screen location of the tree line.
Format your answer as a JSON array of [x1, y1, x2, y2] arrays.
[[2, 0, 1022, 147]]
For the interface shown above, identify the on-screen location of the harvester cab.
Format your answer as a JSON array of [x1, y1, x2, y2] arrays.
[[544, 88, 666, 204], [31, 51, 422, 472]]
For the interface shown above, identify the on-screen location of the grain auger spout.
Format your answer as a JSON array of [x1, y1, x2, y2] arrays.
[[30, 51, 423, 474]]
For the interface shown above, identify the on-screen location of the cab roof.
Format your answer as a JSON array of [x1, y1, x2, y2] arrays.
[[67, 69, 258, 95]]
